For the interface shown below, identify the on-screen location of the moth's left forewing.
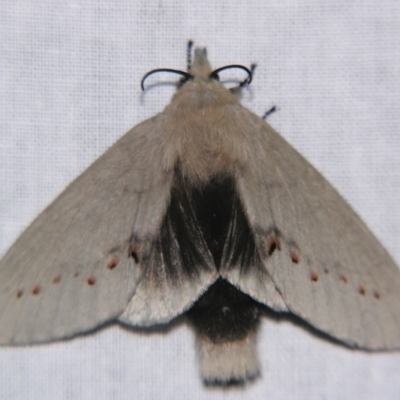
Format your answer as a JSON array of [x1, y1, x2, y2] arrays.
[[233, 109, 400, 350], [0, 115, 173, 344]]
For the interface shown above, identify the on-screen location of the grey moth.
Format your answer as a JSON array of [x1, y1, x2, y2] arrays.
[[1, 42, 399, 385]]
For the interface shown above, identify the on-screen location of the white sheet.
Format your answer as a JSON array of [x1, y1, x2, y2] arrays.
[[1, 1, 399, 399]]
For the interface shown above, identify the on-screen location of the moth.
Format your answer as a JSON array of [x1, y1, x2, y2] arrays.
[[1, 42, 400, 385]]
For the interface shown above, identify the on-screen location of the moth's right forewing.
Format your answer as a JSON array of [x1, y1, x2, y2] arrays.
[[0, 115, 174, 345], [235, 109, 400, 350]]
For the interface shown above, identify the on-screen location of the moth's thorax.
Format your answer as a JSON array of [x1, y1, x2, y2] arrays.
[[162, 79, 252, 183], [172, 78, 238, 109]]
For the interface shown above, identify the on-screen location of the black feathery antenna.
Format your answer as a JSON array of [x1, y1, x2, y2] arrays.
[[210, 64, 253, 85]]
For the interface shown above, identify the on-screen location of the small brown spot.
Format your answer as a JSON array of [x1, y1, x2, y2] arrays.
[[107, 257, 119, 270], [32, 285, 41, 295], [373, 290, 381, 299], [130, 245, 139, 263], [324, 268, 330, 274], [290, 252, 300, 264], [73, 272, 79, 278], [87, 276, 96, 286], [311, 272, 319, 282], [358, 286, 366, 296], [340, 274, 348, 283], [16, 289, 24, 299], [52, 275, 61, 284]]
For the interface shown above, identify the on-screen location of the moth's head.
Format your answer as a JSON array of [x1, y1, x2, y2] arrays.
[[188, 48, 213, 80], [140, 42, 253, 95]]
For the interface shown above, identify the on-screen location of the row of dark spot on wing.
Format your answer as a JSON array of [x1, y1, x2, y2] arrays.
[[11, 170, 218, 303], [11, 171, 217, 303], [264, 228, 382, 300], [12, 171, 383, 307], [14, 245, 141, 300]]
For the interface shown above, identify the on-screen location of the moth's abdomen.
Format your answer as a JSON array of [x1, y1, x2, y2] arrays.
[[185, 175, 263, 383], [188, 279, 260, 343], [188, 278, 261, 384]]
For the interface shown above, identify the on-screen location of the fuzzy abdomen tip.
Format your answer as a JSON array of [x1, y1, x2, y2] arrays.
[[196, 333, 260, 384]]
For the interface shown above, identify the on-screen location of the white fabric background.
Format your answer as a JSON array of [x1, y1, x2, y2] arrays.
[[1, 1, 400, 399]]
